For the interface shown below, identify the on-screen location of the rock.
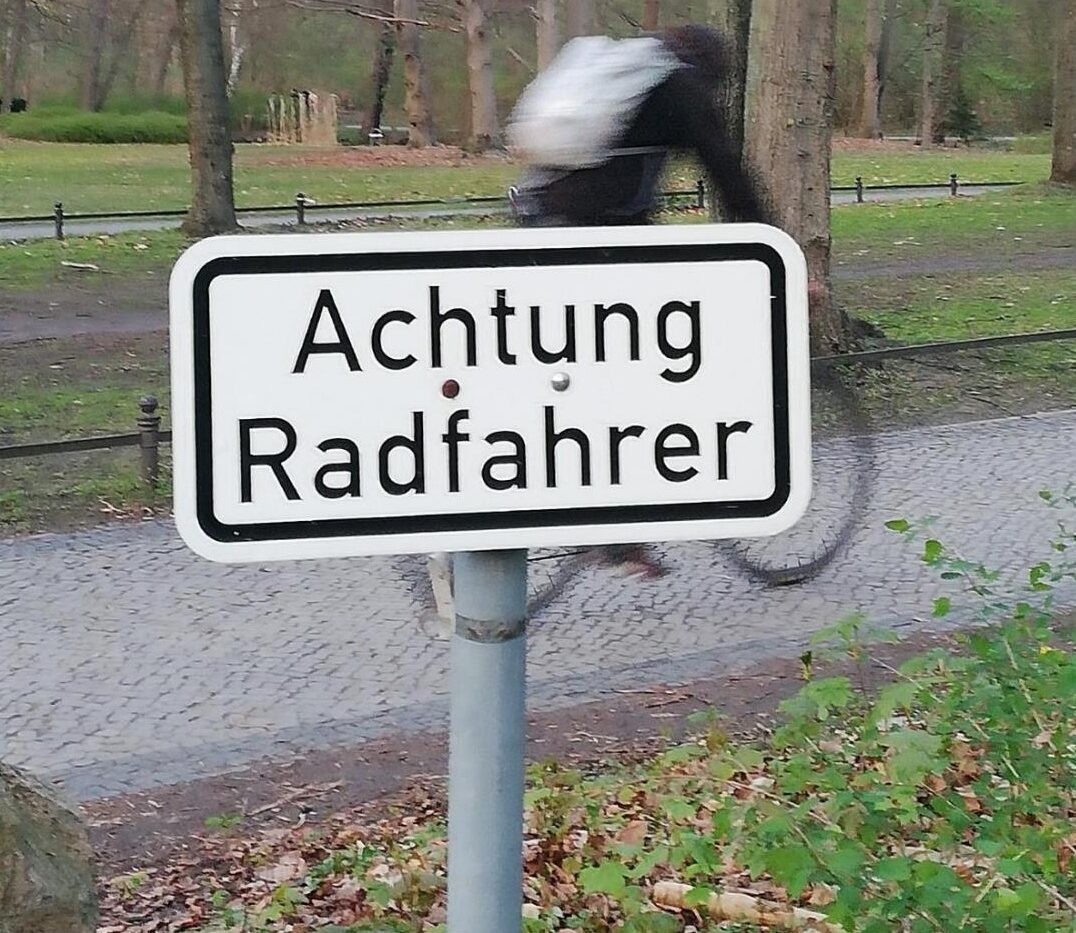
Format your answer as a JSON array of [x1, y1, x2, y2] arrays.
[[0, 762, 97, 933]]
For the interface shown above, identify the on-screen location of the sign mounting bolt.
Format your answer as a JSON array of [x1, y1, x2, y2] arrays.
[[551, 372, 570, 392]]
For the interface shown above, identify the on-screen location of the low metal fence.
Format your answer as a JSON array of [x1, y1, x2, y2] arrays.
[[2, 327, 1071, 493], [0, 175, 1024, 239]]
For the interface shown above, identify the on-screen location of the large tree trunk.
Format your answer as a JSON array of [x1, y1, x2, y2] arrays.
[[177, 0, 237, 236], [1, 0, 28, 108], [97, 3, 147, 109], [746, 0, 846, 353], [154, 23, 180, 96], [536, 0, 558, 70], [918, 0, 948, 147], [565, 0, 594, 39], [855, 0, 883, 138], [396, 0, 434, 147], [463, 0, 498, 151], [936, 4, 964, 143], [1052, 0, 1076, 183], [643, 0, 660, 31]]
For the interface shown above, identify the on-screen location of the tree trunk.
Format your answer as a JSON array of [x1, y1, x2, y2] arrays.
[[565, 0, 594, 39], [723, 0, 752, 162], [643, 0, 660, 31], [154, 24, 180, 96], [875, 0, 897, 134], [463, 0, 498, 151], [936, 4, 964, 143], [536, 0, 558, 70], [856, 0, 883, 138], [1, 0, 28, 108], [918, 0, 947, 147], [396, 0, 434, 147], [225, 0, 246, 95], [177, 0, 237, 236], [97, 3, 147, 110], [746, 0, 846, 353], [1052, 0, 1076, 183], [365, 0, 395, 136], [81, 0, 110, 111]]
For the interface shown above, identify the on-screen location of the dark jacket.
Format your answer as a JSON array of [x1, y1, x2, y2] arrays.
[[524, 64, 769, 226]]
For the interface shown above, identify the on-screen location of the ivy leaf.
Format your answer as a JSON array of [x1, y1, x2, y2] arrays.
[[578, 861, 627, 898], [765, 844, 815, 898], [885, 518, 911, 533], [684, 886, 713, 908], [880, 729, 944, 784], [932, 596, 951, 617], [622, 914, 680, 933]]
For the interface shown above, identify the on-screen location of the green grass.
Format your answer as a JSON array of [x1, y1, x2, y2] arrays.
[[0, 138, 1053, 217], [831, 186, 1075, 258], [0, 229, 189, 288]]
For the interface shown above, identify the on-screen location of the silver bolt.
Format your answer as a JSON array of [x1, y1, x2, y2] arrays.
[[551, 372, 571, 392]]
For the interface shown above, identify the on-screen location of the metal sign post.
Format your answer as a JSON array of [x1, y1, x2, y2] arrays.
[[447, 549, 528, 932]]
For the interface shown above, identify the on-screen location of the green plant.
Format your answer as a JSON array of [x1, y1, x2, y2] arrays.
[[204, 812, 243, 831]]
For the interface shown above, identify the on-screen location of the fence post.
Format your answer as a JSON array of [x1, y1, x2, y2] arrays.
[[949, 173, 959, 196], [54, 202, 64, 240], [296, 192, 307, 225], [696, 178, 706, 211], [138, 395, 161, 492], [855, 176, 864, 203]]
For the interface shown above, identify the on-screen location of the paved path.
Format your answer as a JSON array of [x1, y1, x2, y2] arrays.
[[0, 186, 1014, 242], [1, 410, 1073, 800]]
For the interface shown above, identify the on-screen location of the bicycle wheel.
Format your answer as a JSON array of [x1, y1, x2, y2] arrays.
[[715, 364, 875, 586]]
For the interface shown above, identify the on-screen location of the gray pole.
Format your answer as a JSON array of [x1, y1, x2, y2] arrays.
[[447, 549, 528, 933]]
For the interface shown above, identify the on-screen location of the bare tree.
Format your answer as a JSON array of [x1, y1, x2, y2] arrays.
[[176, 0, 237, 236], [535, 0, 557, 69], [856, 0, 884, 137], [462, 0, 497, 150], [396, 0, 435, 146], [565, 0, 593, 38], [918, 0, 948, 146], [642, 0, 659, 31], [746, 0, 847, 352], [80, 0, 146, 110], [1052, 0, 1076, 183]]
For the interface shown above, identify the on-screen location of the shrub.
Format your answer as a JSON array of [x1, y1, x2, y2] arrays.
[[0, 110, 188, 144]]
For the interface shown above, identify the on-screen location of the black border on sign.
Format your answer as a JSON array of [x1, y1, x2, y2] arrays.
[[191, 243, 791, 543]]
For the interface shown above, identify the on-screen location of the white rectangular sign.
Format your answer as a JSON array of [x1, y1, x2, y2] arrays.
[[170, 224, 811, 562]]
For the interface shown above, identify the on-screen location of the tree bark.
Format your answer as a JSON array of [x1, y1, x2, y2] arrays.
[[643, 0, 660, 31], [535, 0, 558, 70], [746, 0, 846, 353], [224, 0, 246, 96], [936, 4, 964, 143], [875, 0, 898, 133], [81, 0, 110, 110], [365, 0, 395, 136], [1052, 0, 1076, 183], [1, 0, 28, 108], [856, 0, 883, 138], [176, 0, 237, 236], [463, 0, 498, 150], [98, 3, 147, 109], [154, 24, 180, 96], [918, 0, 948, 146], [565, 0, 594, 39], [723, 0, 752, 163], [396, 0, 434, 147]]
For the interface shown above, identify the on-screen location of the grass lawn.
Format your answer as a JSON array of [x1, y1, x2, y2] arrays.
[[0, 138, 1054, 216], [0, 184, 1072, 534]]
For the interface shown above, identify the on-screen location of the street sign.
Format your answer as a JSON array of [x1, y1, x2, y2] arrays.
[[170, 224, 811, 562]]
